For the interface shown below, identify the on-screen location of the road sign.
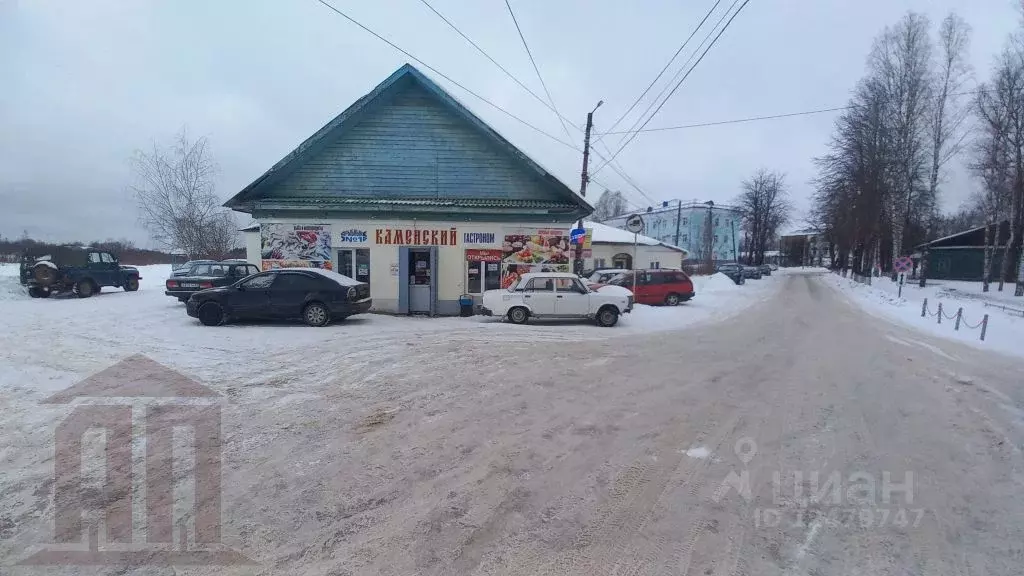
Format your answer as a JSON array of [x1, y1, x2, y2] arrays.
[[570, 228, 586, 244], [625, 214, 644, 234], [893, 256, 913, 274]]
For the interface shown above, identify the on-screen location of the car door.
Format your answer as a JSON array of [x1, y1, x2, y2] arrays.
[[554, 278, 591, 317], [631, 271, 653, 304], [86, 251, 110, 285], [521, 277, 556, 315], [232, 272, 275, 319], [267, 272, 317, 319], [100, 252, 121, 286]]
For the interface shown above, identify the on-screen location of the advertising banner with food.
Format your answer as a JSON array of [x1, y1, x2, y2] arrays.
[[260, 224, 333, 270], [500, 229, 572, 288]]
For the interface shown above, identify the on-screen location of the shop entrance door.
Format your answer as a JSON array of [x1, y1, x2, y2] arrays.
[[337, 248, 371, 286], [408, 248, 435, 314]]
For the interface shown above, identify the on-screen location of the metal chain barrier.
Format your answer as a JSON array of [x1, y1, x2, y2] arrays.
[[922, 298, 989, 341]]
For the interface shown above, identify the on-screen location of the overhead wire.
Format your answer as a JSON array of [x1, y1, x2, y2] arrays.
[[503, 0, 575, 143], [595, 88, 992, 135], [415, 0, 582, 133], [413, 0, 655, 205], [592, 0, 725, 145], [313, 0, 578, 151], [593, 0, 752, 176]]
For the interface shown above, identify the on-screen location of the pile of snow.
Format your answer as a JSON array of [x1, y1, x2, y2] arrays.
[[0, 264, 26, 301], [821, 271, 1024, 359], [291, 267, 361, 286], [693, 273, 741, 294]]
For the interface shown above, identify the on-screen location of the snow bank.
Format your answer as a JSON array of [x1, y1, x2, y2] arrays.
[[693, 273, 741, 294], [295, 267, 361, 286], [820, 272, 1024, 359], [0, 264, 26, 301]]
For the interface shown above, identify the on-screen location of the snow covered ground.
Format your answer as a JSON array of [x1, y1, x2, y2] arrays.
[[0, 263, 781, 567], [0, 262, 781, 406], [820, 270, 1024, 359]]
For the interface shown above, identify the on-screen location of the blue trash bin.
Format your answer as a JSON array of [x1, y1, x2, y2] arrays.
[[459, 294, 475, 317]]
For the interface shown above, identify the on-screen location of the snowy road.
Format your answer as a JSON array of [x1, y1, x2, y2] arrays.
[[4, 270, 1024, 574]]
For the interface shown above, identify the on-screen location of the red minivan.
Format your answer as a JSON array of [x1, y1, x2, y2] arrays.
[[610, 269, 695, 306]]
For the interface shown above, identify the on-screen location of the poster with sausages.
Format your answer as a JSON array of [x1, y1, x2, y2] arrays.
[[260, 224, 333, 270]]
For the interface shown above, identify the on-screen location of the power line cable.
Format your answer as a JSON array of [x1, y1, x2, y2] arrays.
[[413, 0, 654, 206], [415, 0, 582, 133], [593, 0, 752, 176], [594, 89, 991, 135], [315, 0, 657, 209], [313, 0, 578, 151], [593, 0, 724, 145], [598, 0, 742, 165], [503, 0, 574, 142]]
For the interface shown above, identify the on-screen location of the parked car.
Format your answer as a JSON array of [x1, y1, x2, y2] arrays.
[[715, 263, 746, 285], [170, 259, 218, 277], [759, 264, 772, 276], [607, 269, 695, 306], [769, 263, 779, 271], [20, 246, 141, 298], [741, 265, 763, 280], [165, 261, 261, 302], [186, 268, 372, 327], [481, 272, 633, 327], [585, 268, 628, 287]]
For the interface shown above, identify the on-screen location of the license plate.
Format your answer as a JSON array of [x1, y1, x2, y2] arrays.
[[181, 283, 200, 288]]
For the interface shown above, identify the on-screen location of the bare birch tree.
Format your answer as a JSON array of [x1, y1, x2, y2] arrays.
[[735, 169, 792, 265], [130, 129, 238, 259]]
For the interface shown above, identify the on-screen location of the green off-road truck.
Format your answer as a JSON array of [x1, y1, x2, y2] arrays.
[[20, 246, 142, 298]]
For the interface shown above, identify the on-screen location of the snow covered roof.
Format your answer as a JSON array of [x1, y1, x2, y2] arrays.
[[586, 221, 687, 253]]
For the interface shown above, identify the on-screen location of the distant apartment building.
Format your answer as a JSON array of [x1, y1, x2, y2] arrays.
[[603, 201, 742, 264]]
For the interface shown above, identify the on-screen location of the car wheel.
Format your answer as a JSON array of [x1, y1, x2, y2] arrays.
[[28, 286, 41, 298], [507, 307, 529, 324], [303, 302, 330, 327], [124, 276, 140, 291], [596, 306, 619, 327], [198, 302, 225, 326], [32, 265, 57, 286], [75, 280, 95, 298], [664, 293, 680, 306]]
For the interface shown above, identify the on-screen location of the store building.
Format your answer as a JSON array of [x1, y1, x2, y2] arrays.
[[603, 201, 741, 264], [226, 64, 591, 315], [583, 222, 688, 270]]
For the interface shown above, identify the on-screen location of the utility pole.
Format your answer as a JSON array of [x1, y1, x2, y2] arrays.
[[673, 200, 683, 247], [703, 201, 715, 274], [573, 100, 603, 275], [730, 218, 738, 263]]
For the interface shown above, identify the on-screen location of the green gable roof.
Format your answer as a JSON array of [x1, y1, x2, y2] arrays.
[[225, 64, 591, 222]]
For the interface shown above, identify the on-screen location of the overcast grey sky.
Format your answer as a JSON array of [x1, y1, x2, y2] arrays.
[[1, 0, 1020, 245]]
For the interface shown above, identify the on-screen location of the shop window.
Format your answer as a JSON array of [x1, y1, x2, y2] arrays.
[[682, 218, 688, 225], [649, 261, 660, 269], [595, 258, 607, 268], [681, 234, 688, 242], [715, 217, 720, 226]]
